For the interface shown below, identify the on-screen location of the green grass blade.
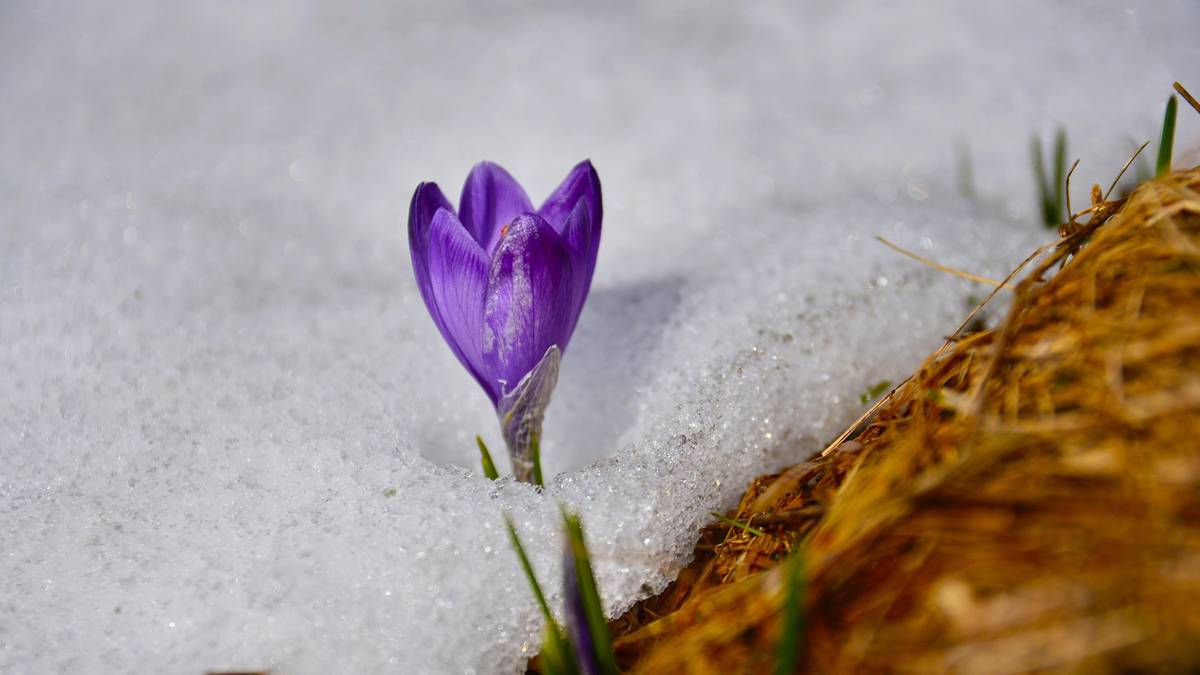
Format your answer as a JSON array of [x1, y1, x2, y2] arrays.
[[504, 512, 577, 673], [774, 551, 807, 675], [562, 509, 619, 675], [859, 379, 893, 405], [504, 513, 554, 625], [538, 623, 580, 675], [1032, 129, 1068, 227], [1052, 128, 1067, 224], [476, 435, 499, 480], [868, 379, 893, 399], [1157, 95, 1178, 177], [711, 511, 766, 537]]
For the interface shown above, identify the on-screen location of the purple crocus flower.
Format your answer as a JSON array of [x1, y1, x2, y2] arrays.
[[408, 160, 602, 482]]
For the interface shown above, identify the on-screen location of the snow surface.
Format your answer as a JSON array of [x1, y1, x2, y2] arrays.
[[1, 1, 1197, 672]]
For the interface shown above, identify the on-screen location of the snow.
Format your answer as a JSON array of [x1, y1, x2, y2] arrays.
[[1, 1, 1197, 673]]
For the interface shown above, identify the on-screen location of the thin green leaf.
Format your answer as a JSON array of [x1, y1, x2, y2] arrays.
[[1052, 128, 1067, 224], [1032, 129, 1069, 228], [539, 623, 580, 675], [1157, 95, 1178, 177], [562, 509, 619, 675], [504, 513, 575, 672], [504, 513, 555, 625], [476, 435, 499, 480], [858, 379, 893, 406], [711, 511, 767, 537], [774, 551, 807, 675]]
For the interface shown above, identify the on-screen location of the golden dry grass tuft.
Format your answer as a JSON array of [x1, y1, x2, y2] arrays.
[[608, 167, 1200, 674]]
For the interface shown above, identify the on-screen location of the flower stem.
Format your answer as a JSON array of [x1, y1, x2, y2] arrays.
[[530, 434, 545, 488]]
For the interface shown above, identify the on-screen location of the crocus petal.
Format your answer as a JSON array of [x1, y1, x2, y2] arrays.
[[558, 197, 600, 334], [458, 161, 534, 253], [538, 159, 602, 235], [408, 182, 455, 292], [482, 214, 576, 396], [408, 182, 459, 364], [424, 208, 495, 401]]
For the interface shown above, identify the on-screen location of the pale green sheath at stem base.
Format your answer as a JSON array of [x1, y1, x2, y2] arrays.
[[497, 345, 561, 485]]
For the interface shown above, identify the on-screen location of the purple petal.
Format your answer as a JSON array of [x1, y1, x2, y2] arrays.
[[458, 161, 534, 253], [424, 208, 495, 401], [558, 197, 600, 335], [538, 160, 602, 235], [482, 214, 576, 396], [408, 182, 457, 358], [408, 182, 454, 282]]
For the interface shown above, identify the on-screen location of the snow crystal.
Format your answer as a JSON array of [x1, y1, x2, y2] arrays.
[[1, 1, 1197, 673]]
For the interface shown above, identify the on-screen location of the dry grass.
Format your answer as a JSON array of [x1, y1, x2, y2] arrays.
[[608, 167, 1200, 674]]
